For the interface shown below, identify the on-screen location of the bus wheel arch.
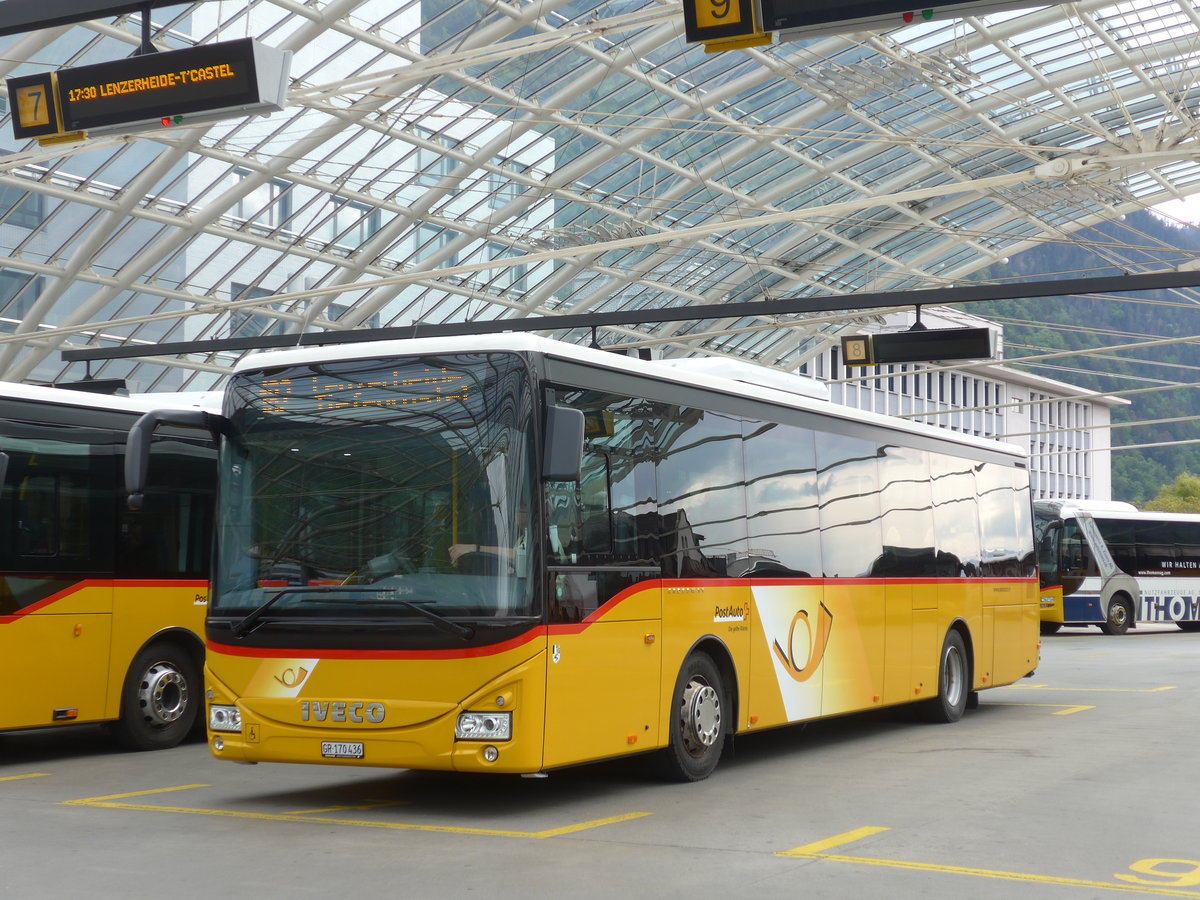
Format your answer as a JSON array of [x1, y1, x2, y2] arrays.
[[108, 632, 204, 751], [917, 624, 971, 724], [1100, 593, 1134, 635], [656, 638, 736, 782]]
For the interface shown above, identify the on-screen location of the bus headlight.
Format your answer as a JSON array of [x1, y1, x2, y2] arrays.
[[456, 711, 512, 741], [209, 705, 242, 732]]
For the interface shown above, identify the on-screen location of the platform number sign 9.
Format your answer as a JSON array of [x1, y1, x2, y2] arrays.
[[683, 0, 766, 47]]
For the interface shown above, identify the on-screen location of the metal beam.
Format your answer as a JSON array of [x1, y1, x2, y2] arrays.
[[0, 0, 197, 38], [60, 269, 1200, 362]]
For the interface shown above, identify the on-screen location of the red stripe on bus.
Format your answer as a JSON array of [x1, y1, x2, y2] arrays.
[[0, 578, 208, 624], [207, 574, 1037, 649], [208, 626, 548, 661]]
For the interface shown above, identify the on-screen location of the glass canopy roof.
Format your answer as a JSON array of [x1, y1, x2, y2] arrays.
[[1, 0, 1199, 391]]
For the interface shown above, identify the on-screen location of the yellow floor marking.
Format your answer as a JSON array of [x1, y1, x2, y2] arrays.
[[0, 773, 50, 782], [1001, 685, 1176, 693], [63, 785, 650, 839], [780, 829, 1200, 898], [992, 702, 1095, 716], [782, 826, 890, 854]]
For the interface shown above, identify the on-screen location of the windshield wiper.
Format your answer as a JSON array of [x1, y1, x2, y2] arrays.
[[231, 585, 475, 640]]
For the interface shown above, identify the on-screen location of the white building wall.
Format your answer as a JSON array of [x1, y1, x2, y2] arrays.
[[799, 310, 1124, 502]]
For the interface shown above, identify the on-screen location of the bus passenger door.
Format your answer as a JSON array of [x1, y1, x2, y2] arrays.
[[0, 436, 115, 728], [0, 580, 113, 728], [542, 567, 661, 769]]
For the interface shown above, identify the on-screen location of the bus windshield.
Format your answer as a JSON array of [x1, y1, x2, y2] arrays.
[[213, 352, 537, 623]]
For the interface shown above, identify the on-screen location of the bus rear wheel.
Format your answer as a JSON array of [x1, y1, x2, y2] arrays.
[[1099, 596, 1133, 635], [109, 642, 200, 751], [657, 653, 726, 782], [918, 629, 969, 724]]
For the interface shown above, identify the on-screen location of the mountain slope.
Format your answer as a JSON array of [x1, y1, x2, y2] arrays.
[[963, 210, 1200, 504]]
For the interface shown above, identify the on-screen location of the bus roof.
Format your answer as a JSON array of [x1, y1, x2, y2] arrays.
[[0, 382, 222, 415], [1033, 499, 1200, 522], [233, 333, 1027, 460]]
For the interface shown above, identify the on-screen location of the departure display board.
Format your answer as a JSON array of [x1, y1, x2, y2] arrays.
[[760, 0, 1068, 39], [7, 38, 289, 142], [254, 368, 474, 416]]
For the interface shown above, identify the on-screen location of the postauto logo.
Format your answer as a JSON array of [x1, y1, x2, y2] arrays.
[[714, 602, 749, 623]]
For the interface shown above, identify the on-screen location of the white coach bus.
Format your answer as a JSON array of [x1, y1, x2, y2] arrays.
[[1035, 500, 1200, 634]]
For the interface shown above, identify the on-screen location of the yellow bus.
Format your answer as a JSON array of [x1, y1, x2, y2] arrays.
[[0, 383, 215, 749], [130, 335, 1039, 780]]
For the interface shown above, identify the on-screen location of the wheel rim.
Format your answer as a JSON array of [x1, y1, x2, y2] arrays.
[[137, 660, 189, 727], [943, 644, 965, 708], [680, 677, 721, 757], [1110, 603, 1128, 627]]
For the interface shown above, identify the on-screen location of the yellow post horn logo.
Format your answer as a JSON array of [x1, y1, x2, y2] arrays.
[[772, 603, 834, 682]]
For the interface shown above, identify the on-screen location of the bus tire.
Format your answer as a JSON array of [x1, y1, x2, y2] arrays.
[[109, 642, 200, 751], [918, 629, 969, 724], [657, 653, 726, 782], [1039, 622, 1062, 636], [1099, 596, 1133, 635]]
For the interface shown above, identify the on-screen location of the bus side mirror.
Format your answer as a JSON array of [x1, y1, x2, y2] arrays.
[[127, 408, 225, 510], [543, 406, 584, 482]]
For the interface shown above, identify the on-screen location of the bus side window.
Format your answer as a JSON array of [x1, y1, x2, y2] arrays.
[[117, 437, 215, 579], [0, 435, 113, 575], [1061, 521, 1091, 577], [547, 449, 614, 563], [1038, 521, 1061, 586], [545, 478, 582, 564]]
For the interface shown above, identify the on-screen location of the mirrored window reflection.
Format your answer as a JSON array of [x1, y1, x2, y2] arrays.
[[817, 435, 881, 578], [742, 421, 820, 577], [977, 462, 1021, 576], [1012, 471, 1036, 578], [930, 454, 981, 576], [656, 409, 749, 578], [876, 444, 936, 577]]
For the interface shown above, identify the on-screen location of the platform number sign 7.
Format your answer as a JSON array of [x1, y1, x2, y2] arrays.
[[7, 72, 62, 140]]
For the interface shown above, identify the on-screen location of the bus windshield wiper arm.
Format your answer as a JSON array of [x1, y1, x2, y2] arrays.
[[232, 586, 306, 638], [231, 585, 474, 640], [390, 597, 475, 640]]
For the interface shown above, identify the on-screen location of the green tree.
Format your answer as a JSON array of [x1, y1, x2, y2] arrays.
[[1145, 473, 1200, 513]]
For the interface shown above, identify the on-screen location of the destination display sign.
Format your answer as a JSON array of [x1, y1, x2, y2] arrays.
[[6, 38, 290, 142]]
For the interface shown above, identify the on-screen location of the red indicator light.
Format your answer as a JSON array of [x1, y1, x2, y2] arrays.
[[161, 116, 172, 127], [903, 10, 914, 21]]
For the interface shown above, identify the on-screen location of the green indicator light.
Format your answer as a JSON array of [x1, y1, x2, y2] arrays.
[[922, 8, 933, 18], [174, 115, 184, 125]]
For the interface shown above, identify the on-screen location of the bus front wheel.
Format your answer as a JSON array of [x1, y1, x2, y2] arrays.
[[1100, 596, 1133, 635], [657, 653, 726, 782], [109, 642, 201, 751], [918, 630, 969, 724]]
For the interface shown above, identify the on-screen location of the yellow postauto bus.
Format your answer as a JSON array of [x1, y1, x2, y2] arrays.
[[129, 335, 1039, 780], [0, 383, 215, 749]]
